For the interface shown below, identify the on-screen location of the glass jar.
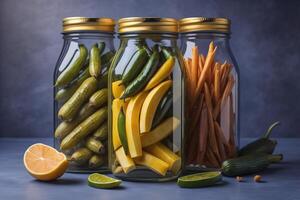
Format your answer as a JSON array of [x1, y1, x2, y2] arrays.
[[179, 17, 239, 171], [53, 17, 115, 172], [108, 17, 184, 181]]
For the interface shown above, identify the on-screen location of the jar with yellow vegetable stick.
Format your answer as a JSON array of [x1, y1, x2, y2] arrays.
[[108, 17, 184, 181], [53, 17, 115, 172], [179, 17, 239, 171]]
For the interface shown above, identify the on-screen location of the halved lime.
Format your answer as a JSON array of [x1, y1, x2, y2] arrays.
[[88, 173, 122, 189], [177, 171, 222, 188]]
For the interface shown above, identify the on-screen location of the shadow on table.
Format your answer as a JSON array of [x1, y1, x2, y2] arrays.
[[260, 159, 300, 176], [32, 178, 84, 185]]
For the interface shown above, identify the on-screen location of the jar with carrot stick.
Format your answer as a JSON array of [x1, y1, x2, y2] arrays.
[[179, 17, 239, 171], [108, 17, 184, 181]]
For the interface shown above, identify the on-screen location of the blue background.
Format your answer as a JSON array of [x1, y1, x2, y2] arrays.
[[0, 0, 299, 137]]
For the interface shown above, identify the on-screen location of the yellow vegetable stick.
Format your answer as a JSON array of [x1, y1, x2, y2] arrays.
[[112, 99, 123, 150], [141, 117, 180, 147], [145, 56, 175, 91], [140, 80, 172, 133], [115, 147, 136, 174], [145, 143, 181, 174], [134, 151, 169, 176], [112, 80, 125, 98], [125, 92, 148, 158]]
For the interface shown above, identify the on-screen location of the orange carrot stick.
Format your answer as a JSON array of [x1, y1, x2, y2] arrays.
[[204, 83, 221, 162], [213, 74, 234, 119], [191, 42, 217, 107], [198, 107, 208, 163], [192, 46, 199, 84], [214, 68, 221, 103], [221, 75, 235, 107]]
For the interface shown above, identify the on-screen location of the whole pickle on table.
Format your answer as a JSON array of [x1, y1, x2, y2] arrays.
[[222, 153, 283, 177], [55, 44, 88, 87]]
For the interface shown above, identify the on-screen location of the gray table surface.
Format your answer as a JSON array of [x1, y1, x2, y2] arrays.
[[0, 138, 299, 200]]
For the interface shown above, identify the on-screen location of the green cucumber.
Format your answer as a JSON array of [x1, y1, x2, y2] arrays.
[[121, 51, 160, 99], [93, 123, 108, 141], [70, 147, 93, 165], [221, 154, 283, 177], [161, 46, 173, 59], [89, 88, 108, 108], [89, 154, 105, 169], [54, 102, 96, 139], [55, 67, 90, 102], [55, 44, 88, 87], [238, 122, 280, 156], [60, 107, 108, 150], [86, 136, 105, 154], [152, 90, 173, 128], [98, 42, 106, 55], [121, 48, 149, 85], [98, 71, 108, 89], [151, 44, 159, 52], [117, 108, 129, 154], [58, 77, 98, 121], [101, 51, 115, 66], [89, 44, 101, 78]]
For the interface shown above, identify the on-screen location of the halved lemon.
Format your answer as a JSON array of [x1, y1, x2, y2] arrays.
[[23, 143, 68, 181]]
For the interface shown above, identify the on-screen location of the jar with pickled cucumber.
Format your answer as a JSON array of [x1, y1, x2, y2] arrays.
[[108, 17, 184, 181], [179, 17, 239, 172], [54, 17, 115, 172]]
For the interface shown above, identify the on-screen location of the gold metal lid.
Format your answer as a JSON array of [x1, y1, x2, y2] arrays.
[[118, 17, 178, 33], [179, 17, 230, 33], [63, 17, 115, 33]]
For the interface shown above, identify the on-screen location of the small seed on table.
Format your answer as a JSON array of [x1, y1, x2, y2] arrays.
[[254, 175, 262, 182]]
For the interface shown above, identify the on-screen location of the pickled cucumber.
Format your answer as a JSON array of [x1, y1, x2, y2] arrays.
[[70, 147, 93, 165], [89, 154, 105, 168], [89, 44, 101, 77], [55, 44, 88, 87], [98, 42, 105, 55], [86, 136, 105, 154], [89, 88, 108, 108], [98, 71, 108, 89], [92, 124, 108, 140], [60, 107, 107, 150], [55, 67, 90, 102], [58, 77, 98, 121], [55, 103, 96, 139]]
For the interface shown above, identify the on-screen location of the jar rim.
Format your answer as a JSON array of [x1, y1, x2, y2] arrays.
[[118, 17, 178, 34], [63, 17, 115, 33], [179, 17, 230, 34]]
